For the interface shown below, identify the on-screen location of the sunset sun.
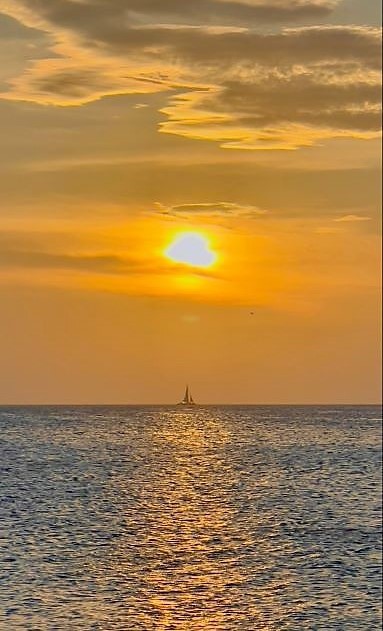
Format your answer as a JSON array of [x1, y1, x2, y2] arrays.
[[164, 232, 217, 268]]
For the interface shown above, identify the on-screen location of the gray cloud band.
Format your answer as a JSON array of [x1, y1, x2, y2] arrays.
[[0, 0, 340, 29]]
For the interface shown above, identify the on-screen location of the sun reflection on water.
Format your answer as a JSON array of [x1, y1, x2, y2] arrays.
[[109, 410, 267, 628]]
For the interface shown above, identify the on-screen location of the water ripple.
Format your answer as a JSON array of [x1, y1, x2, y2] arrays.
[[0, 405, 381, 630]]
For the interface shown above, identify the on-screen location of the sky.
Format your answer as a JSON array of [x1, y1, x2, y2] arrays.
[[0, 0, 381, 404]]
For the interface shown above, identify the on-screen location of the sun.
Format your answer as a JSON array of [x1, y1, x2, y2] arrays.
[[164, 232, 217, 268]]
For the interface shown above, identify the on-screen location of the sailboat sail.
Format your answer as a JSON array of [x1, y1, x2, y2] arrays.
[[180, 385, 195, 405], [182, 386, 190, 404]]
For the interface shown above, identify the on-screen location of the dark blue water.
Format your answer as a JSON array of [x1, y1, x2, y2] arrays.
[[0, 406, 381, 630]]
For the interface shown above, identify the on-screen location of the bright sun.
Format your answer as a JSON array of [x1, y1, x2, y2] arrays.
[[164, 232, 217, 268]]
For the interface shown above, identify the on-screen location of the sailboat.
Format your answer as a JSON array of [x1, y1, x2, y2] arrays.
[[179, 385, 195, 406]]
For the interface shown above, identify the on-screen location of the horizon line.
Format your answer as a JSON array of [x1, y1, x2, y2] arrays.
[[0, 402, 381, 407]]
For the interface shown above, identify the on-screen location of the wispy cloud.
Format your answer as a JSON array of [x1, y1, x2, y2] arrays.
[[0, 248, 147, 275], [333, 214, 372, 222], [154, 201, 267, 217]]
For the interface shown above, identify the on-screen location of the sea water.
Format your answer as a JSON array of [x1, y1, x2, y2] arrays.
[[0, 405, 381, 630]]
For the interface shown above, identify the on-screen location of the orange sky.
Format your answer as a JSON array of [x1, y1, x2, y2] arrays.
[[0, 0, 381, 403]]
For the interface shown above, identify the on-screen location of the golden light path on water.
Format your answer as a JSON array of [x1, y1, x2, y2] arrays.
[[105, 410, 275, 629]]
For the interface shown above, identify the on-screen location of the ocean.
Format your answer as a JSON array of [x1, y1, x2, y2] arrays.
[[0, 405, 381, 630]]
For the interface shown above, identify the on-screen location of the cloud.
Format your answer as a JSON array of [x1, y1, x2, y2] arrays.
[[0, 0, 341, 33], [0, 248, 148, 274], [0, 231, 158, 275], [155, 201, 267, 217], [333, 214, 372, 222], [0, 245, 223, 296], [0, 0, 381, 149], [0, 227, 223, 284], [160, 66, 381, 149]]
